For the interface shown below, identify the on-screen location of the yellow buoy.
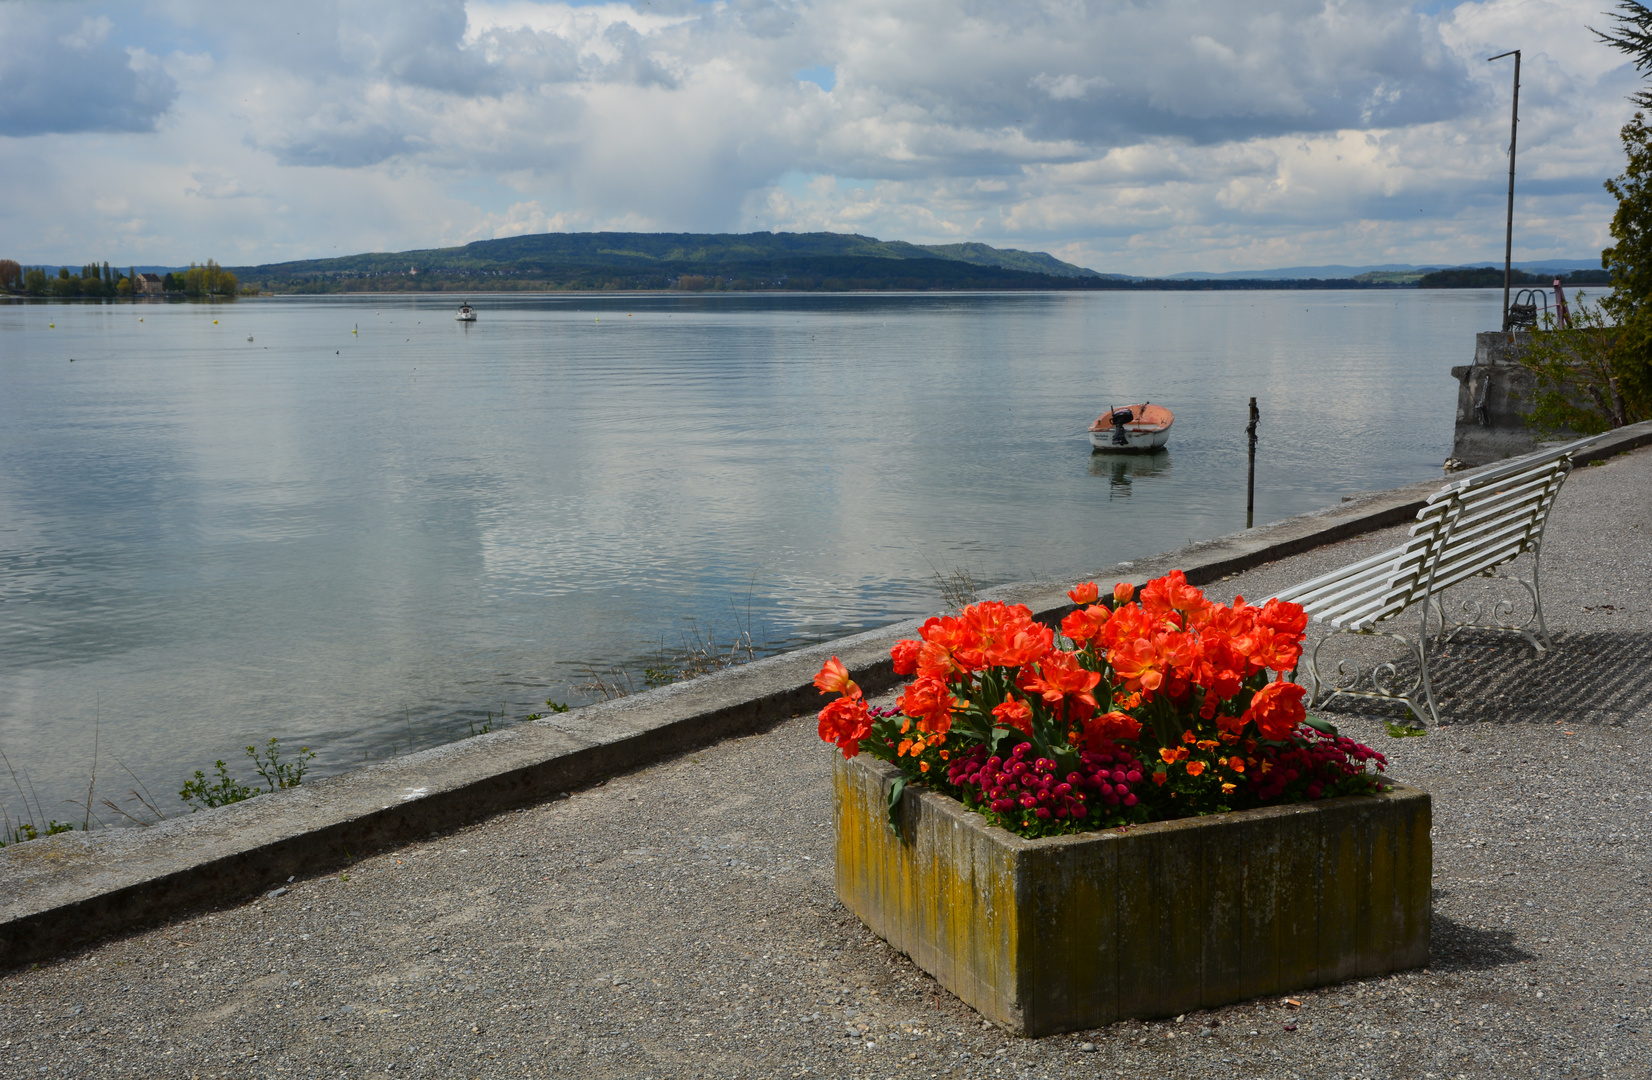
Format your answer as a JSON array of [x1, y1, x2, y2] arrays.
[[49, 323, 54, 328], [213, 319, 218, 324]]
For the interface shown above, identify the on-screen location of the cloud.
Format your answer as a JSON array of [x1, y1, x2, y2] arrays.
[[0, 0, 1639, 273], [0, 8, 178, 136]]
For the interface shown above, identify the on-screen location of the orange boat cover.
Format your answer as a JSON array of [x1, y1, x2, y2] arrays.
[[1089, 403, 1173, 431]]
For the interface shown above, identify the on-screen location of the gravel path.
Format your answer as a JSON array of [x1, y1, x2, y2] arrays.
[[3, 445, 1649, 1079]]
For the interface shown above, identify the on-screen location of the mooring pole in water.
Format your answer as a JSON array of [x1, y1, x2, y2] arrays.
[[1489, 49, 1521, 332], [1246, 397, 1259, 529]]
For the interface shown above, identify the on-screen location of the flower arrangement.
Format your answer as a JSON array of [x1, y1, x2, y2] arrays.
[[815, 571, 1387, 838]]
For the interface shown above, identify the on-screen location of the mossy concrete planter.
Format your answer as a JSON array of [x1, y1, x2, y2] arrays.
[[834, 755, 1431, 1036]]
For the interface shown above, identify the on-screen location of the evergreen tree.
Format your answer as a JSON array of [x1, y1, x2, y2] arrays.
[[1596, 2, 1652, 107]]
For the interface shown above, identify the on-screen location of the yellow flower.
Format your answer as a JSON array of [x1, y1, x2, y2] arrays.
[[1221, 782, 1237, 794]]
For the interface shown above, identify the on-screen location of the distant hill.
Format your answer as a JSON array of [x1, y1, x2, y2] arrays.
[[232, 231, 1117, 293], [1417, 266, 1611, 288], [912, 242, 1114, 279], [223, 231, 1478, 294]]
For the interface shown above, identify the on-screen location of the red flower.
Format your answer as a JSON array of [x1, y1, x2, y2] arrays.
[[1109, 636, 1166, 696], [890, 639, 921, 676], [1255, 597, 1308, 638], [1061, 604, 1112, 645], [1139, 570, 1211, 628], [991, 697, 1034, 735], [1099, 602, 1156, 652], [1241, 678, 1308, 741], [1016, 650, 1102, 722], [898, 676, 962, 736], [1067, 581, 1100, 605], [813, 656, 860, 698], [1079, 710, 1142, 751], [818, 695, 872, 758], [1113, 582, 1136, 605], [955, 601, 1050, 670]]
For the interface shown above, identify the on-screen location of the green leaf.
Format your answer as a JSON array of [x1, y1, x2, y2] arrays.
[[1383, 720, 1428, 738], [886, 776, 908, 833], [1302, 716, 1340, 737]]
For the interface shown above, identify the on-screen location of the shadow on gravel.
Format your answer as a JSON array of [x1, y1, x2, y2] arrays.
[[1429, 908, 1536, 972], [1311, 631, 1652, 728]]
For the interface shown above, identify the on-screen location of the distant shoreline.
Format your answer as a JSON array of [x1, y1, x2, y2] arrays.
[[6, 279, 1424, 301]]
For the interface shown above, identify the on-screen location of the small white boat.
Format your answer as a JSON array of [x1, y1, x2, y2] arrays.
[[455, 302, 476, 322], [1088, 402, 1173, 452]]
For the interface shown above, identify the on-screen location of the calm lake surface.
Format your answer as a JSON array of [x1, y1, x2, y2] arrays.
[[0, 289, 1500, 820]]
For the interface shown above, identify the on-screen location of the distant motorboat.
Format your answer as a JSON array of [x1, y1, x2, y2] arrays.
[[1088, 402, 1173, 452], [455, 302, 477, 322]]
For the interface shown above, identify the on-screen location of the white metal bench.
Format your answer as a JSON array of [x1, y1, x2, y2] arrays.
[[1271, 435, 1603, 726]]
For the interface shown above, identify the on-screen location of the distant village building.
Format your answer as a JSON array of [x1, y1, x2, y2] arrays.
[[134, 273, 165, 295]]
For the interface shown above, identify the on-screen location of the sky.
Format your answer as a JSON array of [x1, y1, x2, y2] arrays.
[[0, 0, 1645, 276]]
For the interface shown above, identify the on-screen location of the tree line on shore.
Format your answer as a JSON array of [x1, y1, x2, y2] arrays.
[[0, 258, 248, 298]]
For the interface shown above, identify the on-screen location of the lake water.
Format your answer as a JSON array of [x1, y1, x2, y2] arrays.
[[0, 289, 1501, 823]]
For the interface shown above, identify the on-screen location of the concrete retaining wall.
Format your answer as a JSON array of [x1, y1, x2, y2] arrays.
[[1451, 331, 1553, 466], [834, 755, 1432, 1036]]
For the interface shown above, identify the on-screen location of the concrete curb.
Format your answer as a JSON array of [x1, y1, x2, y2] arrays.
[[5, 421, 1650, 969]]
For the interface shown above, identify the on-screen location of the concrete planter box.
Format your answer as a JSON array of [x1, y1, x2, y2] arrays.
[[834, 754, 1431, 1036]]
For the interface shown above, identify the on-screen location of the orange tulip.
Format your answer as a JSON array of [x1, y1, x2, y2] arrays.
[[898, 676, 962, 736], [957, 601, 1049, 670], [1079, 711, 1142, 751], [1140, 570, 1211, 627], [1016, 650, 1102, 721], [1256, 597, 1308, 638], [890, 639, 921, 676], [1114, 582, 1136, 605], [1099, 602, 1155, 651], [818, 695, 872, 758], [1241, 677, 1308, 741], [1109, 636, 1166, 695], [1068, 581, 1100, 605], [991, 697, 1034, 735], [813, 656, 859, 698], [1061, 604, 1112, 645]]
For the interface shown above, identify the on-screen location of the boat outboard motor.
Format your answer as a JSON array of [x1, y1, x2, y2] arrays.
[[1110, 408, 1134, 446]]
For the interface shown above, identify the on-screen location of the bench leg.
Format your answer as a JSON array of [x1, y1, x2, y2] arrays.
[[1413, 604, 1443, 727], [1303, 621, 1440, 727], [1530, 546, 1553, 652], [1435, 555, 1553, 655]]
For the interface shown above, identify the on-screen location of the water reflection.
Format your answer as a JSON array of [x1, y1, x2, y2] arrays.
[[1090, 449, 1173, 499], [0, 288, 1497, 819]]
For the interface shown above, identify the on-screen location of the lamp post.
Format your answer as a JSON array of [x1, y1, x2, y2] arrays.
[[1489, 49, 1520, 332]]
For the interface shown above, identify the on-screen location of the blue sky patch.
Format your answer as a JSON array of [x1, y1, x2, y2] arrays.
[[793, 65, 836, 92]]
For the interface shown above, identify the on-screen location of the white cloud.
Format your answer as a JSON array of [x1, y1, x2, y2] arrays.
[[0, 0, 1639, 273], [0, 7, 177, 136]]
